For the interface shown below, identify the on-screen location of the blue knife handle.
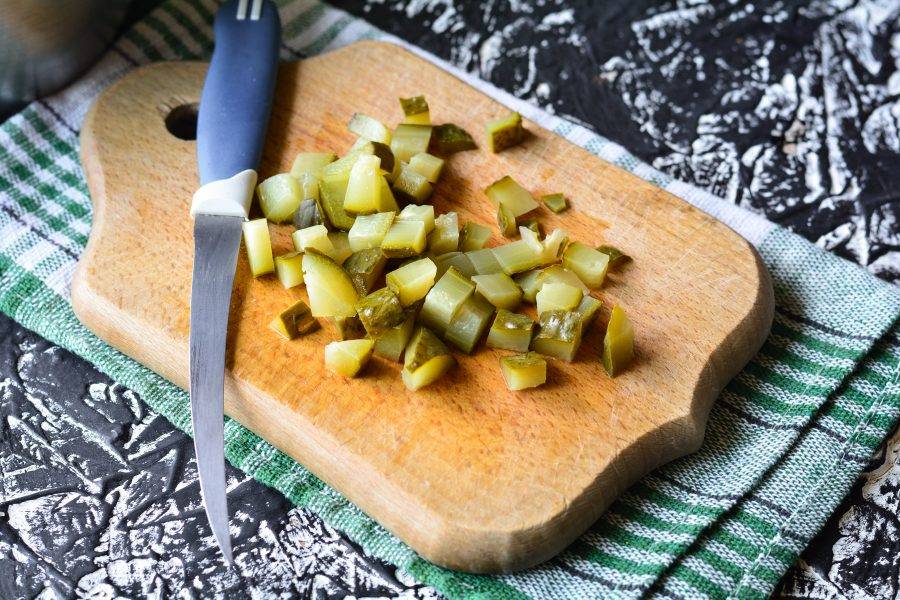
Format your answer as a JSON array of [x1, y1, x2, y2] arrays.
[[197, 0, 280, 186]]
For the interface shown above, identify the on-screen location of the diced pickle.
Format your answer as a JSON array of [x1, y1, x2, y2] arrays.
[[320, 149, 364, 181], [293, 198, 326, 230], [242, 218, 274, 277], [486, 111, 525, 153], [420, 266, 474, 334], [459, 221, 492, 252], [562, 242, 610, 289], [275, 251, 304, 289], [290, 152, 336, 178], [392, 164, 433, 204], [399, 95, 430, 125], [344, 154, 383, 215], [269, 300, 319, 340], [408, 152, 444, 182], [536, 282, 582, 316], [485, 175, 538, 218], [430, 123, 477, 154], [372, 312, 416, 361], [541, 228, 569, 265], [381, 219, 427, 258], [574, 295, 602, 330], [493, 240, 542, 275], [497, 202, 517, 237], [348, 113, 391, 145], [257, 173, 302, 223], [397, 204, 435, 233], [402, 327, 455, 390], [292, 224, 334, 256], [444, 293, 494, 353], [532, 310, 583, 362], [466, 248, 503, 275], [486, 310, 534, 352], [386, 257, 437, 306], [325, 338, 375, 377], [330, 316, 366, 340], [602, 305, 634, 377], [432, 251, 476, 279], [428, 212, 459, 255], [519, 218, 542, 238], [515, 269, 543, 304], [369, 141, 396, 175], [379, 176, 400, 213], [541, 193, 568, 213], [597, 244, 631, 268], [356, 287, 405, 335], [297, 172, 319, 202], [318, 174, 356, 230], [500, 353, 547, 390], [391, 124, 432, 163], [301, 253, 359, 318], [343, 248, 387, 296], [536, 265, 589, 295], [327, 232, 352, 265], [518, 225, 544, 255], [471, 272, 522, 310], [348, 211, 395, 252]]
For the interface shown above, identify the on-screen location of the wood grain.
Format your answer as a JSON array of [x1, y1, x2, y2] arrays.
[[73, 41, 773, 573]]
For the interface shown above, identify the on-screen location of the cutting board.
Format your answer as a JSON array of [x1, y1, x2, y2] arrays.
[[74, 41, 773, 573]]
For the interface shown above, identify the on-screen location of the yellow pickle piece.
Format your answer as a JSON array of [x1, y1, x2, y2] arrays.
[[325, 339, 375, 377], [402, 326, 456, 391], [531, 310, 583, 362], [486, 309, 534, 352], [500, 352, 547, 391], [269, 300, 319, 340], [602, 305, 635, 377], [486, 111, 525, 153]]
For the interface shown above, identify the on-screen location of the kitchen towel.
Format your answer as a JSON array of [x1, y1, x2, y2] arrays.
[[1, 0, 898, 598]]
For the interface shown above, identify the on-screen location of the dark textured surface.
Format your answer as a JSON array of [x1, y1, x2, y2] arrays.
[[3, 0, 900, 598], [0, 312, 437, 598]]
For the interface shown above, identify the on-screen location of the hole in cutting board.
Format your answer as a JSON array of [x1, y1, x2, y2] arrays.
[[165, 103, 199, 140]]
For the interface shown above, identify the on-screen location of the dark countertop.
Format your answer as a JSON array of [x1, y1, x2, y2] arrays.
[[2, 0, 899, 598]]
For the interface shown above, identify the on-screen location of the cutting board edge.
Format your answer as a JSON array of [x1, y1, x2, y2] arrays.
[[70, 47, 776, 574]]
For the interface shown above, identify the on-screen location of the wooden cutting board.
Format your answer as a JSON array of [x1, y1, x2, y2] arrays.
[[74, 41, 773, 573]]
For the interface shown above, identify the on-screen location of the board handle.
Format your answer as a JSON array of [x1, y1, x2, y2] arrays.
[[196, 0, 280, 187]]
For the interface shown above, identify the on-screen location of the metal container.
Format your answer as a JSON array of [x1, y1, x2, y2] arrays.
[[0, 0, 131, 113]]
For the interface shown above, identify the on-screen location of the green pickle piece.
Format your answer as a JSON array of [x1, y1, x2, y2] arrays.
[[408, 152, 444, 182], [399, 95, 430, 125], [541, 193, 568, 213], [330, 316, 366, 340], [386, 257, 437, 306], [459, 221, 492, 252], [532, 310, 583, 362], [574, 295, 603, 330], [471, 272, 522, 310], [242, 218, 274, 277], [493, 239, 542, 275], [562, 242, 610, 289], [444, 293, 494, 354], [428, 212, 459, 255], [497, 202, 517, 237], [515, 269, 543, 304], [348, 211, 395, 252], [343, 154, 384, 215], [432, 251, 476, 279], [319, 174, 356, 230], [431, 123, 477, 154], [381, 219, 428, 258], [293, 198, 326, 230], [466, 248, 503, 275], [257, 173, 303, 223], [500, 352, 547, 390], [536, 265, 589, 294], [274, 251, 304, 289], [397, 204, 435, 233], [602, 305, 634, 377], [372, 312, 416, 362], [327, 232, 352, 265], [420, 266, 474, 334], [597, 244, 632, 268], [292, 224, 334, 256], [393, 164, 433, 204], [290, 152, 336, 178], [391, 124, 433, 163], [519, 218, 542, 238], [269, 300, 319, 340], [325, 339, 375, 377], [485, 175, 538, 218], [348, 113, 391, 145], [486, 111, 525, 153], [343, 248, 387, 296], [356, 287, 405, 336], [535, 282, 583, 316], [402, 327, 456, 391], [302, 253, 359, 318], [486, 309, 534, 352]]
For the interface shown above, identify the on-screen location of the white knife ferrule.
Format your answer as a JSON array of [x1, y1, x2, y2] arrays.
[[190, 169, 257, 218]]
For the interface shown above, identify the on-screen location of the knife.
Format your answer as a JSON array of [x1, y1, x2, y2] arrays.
[[189, 0, 280, 565]]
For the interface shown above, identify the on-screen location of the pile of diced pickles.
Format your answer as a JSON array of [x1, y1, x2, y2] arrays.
[[242, 96, 634, 391]]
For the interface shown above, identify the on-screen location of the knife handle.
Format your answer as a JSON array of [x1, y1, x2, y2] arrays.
[[195, 0, 280, 201]]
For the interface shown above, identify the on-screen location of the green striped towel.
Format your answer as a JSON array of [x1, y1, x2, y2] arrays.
[[2, 0, 898, 597]]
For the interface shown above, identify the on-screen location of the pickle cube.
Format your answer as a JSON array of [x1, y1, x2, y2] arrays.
[[602, 305, 634, 377], [348, 211, 395, 252], [330, 316, 366, 340], [486, 111, 525, 153], [536, 265, 589, 295], [541, 228, 570, 265], [444, 293, 494, 354], [514, 269, 543, 304], [294, 198, 326, 230], [408, 152, 444, 183], [318, 174, 356, 231], [459, 221, 492, 252], [420, 266, 475, 334], [344, 154, 383, 216], [486, 310, 534, 352], [541, 193, 568, 213], [372, 312, 416, 361], [493, 239, 542, 275], [402, 327, 456, 390], [497, 202, 517, 237], [325, 338, 375, 377], [472, 272, 522, 310], [397, 204, 435, 233], [242, 218, 274, 277], [433, 251, 476, 279], [500, 353, 546, 390], [597, 244, 632, 268], [399, 95, 430, 125], [562, 242, 610, 289], [292, 224, 334, 256], [386, 257, 437, 306], [535, 282, 583, 316], [428, 212, 459, 255], [485, 175, 538, 217], [574, 295, 603, 330], [257, 173, 303, 224], [466, 248, 503, 275], [391, 124, 432, 163], [532, 310, 583, 362], [356, 287, 405, 336], [382, 219, 428, 258], [301, 253, 359, 318], [274, 251, 304, 289], [269, 300, 319, 340], [430, 123, 477, 154], [348, 113, 391, 145], [392, 164, 433, 205], [327, 232, 352, 265], [290, 152, 336, 178], [343, 248, 387, 296]]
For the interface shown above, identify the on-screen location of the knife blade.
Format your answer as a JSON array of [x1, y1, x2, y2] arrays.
[[189, 0, 280, 565]]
